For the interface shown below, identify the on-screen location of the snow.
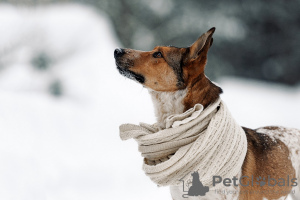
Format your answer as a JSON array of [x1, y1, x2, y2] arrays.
[[219, 77, 300, 130], [0, 4, 298, 200]]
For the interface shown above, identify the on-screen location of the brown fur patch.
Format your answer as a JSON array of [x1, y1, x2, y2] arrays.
[[183, 74, 222, 110], [240, 127, 295, 200]]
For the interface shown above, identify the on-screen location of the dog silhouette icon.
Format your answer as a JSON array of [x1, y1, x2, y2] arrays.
[[188, 172, 209, 196]]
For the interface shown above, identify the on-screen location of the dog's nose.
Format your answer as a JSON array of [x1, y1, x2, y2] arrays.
[[114, 48, 125, 58]]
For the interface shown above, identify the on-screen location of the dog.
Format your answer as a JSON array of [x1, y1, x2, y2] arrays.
[[114, 27, 300, 200]]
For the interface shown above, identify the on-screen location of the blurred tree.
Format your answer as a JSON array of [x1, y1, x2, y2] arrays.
[[49, 80, 63, 97], [31, 52, 51, 71], [1, 0, 300, 85]]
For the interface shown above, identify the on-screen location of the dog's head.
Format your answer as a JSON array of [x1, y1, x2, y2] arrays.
[[114, 27, 215, 92]]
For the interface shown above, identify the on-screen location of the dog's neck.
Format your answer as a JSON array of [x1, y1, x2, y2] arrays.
[[148, 89, 187, 129], [148, 75, 222, 129], [183, 74, 222, 111]]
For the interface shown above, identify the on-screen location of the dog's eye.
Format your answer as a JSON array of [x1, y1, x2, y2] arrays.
[[153, 52, 163, 58]]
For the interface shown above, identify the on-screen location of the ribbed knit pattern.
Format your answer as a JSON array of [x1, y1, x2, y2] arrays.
[[119, 98, 247, 188]]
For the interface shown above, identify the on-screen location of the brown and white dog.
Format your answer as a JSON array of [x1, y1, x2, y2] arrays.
[[114, 27, 300, 200]]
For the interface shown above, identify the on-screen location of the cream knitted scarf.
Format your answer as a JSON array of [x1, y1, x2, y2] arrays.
[[119, 98, 247, 188]]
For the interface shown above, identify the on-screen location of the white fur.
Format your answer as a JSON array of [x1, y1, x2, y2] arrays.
[[148, 89, 187, 130]]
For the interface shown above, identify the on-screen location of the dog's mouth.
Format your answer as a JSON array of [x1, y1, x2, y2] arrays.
[[116, 63, 145, 84]]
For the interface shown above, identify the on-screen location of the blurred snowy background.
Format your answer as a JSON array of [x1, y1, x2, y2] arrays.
[[0, 1, 299, 200]]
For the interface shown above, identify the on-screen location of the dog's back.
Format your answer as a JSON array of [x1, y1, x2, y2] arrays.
[[255, 126, 300, 200]]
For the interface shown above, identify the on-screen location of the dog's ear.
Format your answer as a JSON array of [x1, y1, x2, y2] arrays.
[[188, 27, 215, 60], [183, 28, 215, 78]]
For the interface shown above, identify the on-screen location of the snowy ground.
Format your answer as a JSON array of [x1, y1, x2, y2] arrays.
[[0, 4, 298, 200]]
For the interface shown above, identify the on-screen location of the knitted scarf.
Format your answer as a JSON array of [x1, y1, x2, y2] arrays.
[[119, 98, 247, 187]]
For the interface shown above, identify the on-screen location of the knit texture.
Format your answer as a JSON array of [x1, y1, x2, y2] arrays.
[[119, 98, 247, 188]]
